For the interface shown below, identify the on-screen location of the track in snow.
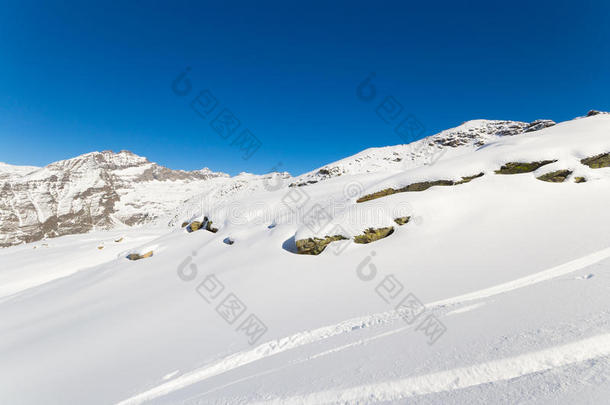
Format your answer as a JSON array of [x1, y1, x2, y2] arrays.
[[249, 333, 610, 405], [115, 246, 610, 405]]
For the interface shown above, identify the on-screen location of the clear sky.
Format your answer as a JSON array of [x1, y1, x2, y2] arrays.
[[1, 0, 609, 176]]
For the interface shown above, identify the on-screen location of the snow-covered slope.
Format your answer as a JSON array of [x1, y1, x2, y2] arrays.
[[0, 113, 609, 404], [164, 118, 558, 228], [0, 162, 40, 179], [289, 118, 555, 187]]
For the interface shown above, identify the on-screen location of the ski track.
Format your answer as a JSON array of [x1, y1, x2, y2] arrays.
[[427, 246, 610, 308], [249, 333, 610, 405], [180, 325, 416, 404], [115, 246, 610, 405]]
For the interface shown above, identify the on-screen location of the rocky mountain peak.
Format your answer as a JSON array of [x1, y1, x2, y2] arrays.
[[45, 150, 150, 172], [587, 110, 609, 117], [0, 151, 229, 247], [429, 118, 555, 148]]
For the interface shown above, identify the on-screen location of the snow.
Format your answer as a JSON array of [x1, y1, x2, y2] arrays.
[[0, 228, 165, 299], [0, 114, 609, 404], [0, 162, 40, 178]]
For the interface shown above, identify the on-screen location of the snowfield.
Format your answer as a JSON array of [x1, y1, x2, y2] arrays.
[[0, 114, 609, 404]]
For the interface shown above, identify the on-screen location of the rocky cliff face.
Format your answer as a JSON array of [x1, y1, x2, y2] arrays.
[[0, 151, 228, 247]]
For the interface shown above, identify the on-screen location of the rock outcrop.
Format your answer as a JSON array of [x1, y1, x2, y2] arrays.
[[357, 173, 484, 203], [537, 170, 573, 183], [581, 153, 610, 169], [185, 217, 218, 234], [126, 251, 153, 261], [394, 217, 410, 225], [295, 235, 348, 255], [587, 110, 609, 117], [354, 227, 395, 244], [495, 161, 557, 174]]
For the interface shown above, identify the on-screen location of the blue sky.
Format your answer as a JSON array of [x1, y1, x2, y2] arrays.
[[1, 0, 609, 176]]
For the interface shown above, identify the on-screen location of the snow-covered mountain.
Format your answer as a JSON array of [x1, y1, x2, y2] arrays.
[[0, 118, 557, 248], [0, 150, 229, 247], [1, 112, 609, 404]]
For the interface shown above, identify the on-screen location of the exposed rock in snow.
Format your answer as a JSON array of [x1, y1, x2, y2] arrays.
[[524, 119, 556, 132], [581, 152, 610, 169], [587, 110, 609, 117]]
